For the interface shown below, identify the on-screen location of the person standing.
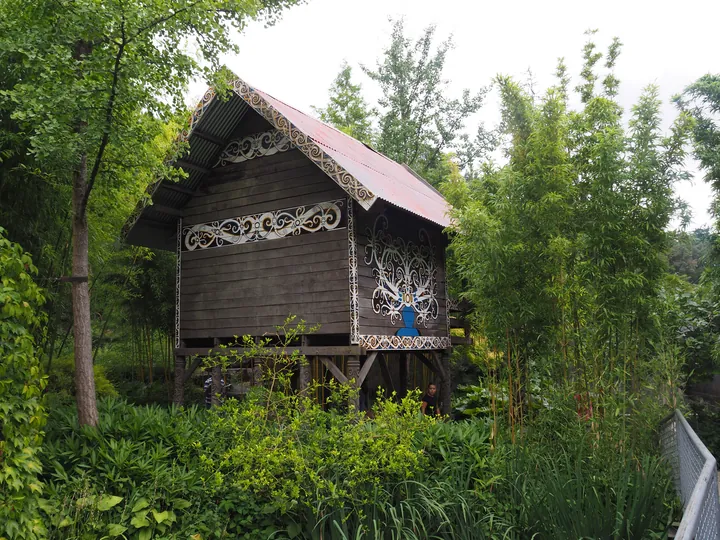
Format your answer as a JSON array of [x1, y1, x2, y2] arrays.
[[421, 383, 441, 416], [204, 375, 226, 409]]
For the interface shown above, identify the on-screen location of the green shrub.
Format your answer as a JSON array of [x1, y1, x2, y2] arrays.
[[39, 398, 218, 539], [504, 444, 673, 539], [45, 355, 118, 405], [0, 229, 47, 540]]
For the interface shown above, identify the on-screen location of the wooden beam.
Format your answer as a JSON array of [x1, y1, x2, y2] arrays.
[[150, 204, 184, 217], [357, 351, 378, 387], [431, 351, 448, 381], [176, 159, 210, 175], [412, 351, 438, 375], [319, 356, 348, 384], [183, 356, 204, 384], [191, 129, 226, 146], [175, 345, 366, 357], [160, 180, 195, 196], [378, 353, 395, 394]]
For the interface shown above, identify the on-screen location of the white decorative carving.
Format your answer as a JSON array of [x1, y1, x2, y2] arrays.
[[175, 218, 182, 348], [348, 199, 360, 344], [358, 335, 451, 351], [183, 200, 343, 251], [364, 215, 439, 329], [231, 79, 377, 208], [215, 129, 292, 167]]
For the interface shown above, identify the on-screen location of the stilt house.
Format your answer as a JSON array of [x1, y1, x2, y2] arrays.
[[123, 77, 454, 410]]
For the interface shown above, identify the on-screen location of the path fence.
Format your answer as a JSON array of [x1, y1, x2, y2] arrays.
[[661, 410, 720, 539]]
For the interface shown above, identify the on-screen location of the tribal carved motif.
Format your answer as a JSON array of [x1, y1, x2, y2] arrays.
[[179, 87, 217, 144], [364, 215, 439, 332], [230, 79, 377, 209], [358, 335, 451, 351], [347, 199, 360, 344], [215, 129, 292, 167], [183, 200, 344, 251], [175, 218, 182, 348]]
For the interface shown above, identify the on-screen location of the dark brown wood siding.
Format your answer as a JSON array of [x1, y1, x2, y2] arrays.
[[355, 201, 448, 338], [180, 150, 350, 340]]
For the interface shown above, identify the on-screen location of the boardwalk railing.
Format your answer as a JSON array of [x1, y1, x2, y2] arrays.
[[660, 410, 720, 539]]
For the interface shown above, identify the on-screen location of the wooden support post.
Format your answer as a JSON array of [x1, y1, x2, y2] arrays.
[[299, 337, 311, 394], [182, 356, 203, 384], [357, 351, 378, 387], [412, 350, 438, 375], [378, 353, 395, 395], [211, 339, 221, 408], [432, 350, 452, 416], [173, 355, 185, 406], [400, 353, 411, 398], [347, 355, 360, 411], [319, 356, 347, 384], [211, 365, 222, 408], [299, 356, 312, 394]]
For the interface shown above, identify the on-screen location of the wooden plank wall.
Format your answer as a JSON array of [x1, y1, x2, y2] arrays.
[[180, 149, 351, 340], [355, 202, 448, 338]]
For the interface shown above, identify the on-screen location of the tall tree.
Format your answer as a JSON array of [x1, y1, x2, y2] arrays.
[[450, 35, 690, 433], [313, 61, 374, 144], [364, 19, 491, 185], [677, 75, 720, 283], [0, 0, 300, 426]]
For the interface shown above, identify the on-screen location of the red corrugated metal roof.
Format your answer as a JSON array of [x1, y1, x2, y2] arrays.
[[253, 88, 452, 228]]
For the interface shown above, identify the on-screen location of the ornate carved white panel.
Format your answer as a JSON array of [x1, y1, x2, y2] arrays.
[[215, 129, 292, 167], [347, 199, 360, 344], [183, 200, 344, 251], [358, 335, 451, 351], [364, 215, 439, 330], [175, 218, 182, 348]]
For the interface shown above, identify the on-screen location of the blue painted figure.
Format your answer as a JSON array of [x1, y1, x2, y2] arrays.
[[396, 305, 420, 337]]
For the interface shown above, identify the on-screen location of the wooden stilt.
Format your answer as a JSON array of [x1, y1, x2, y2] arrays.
[[347, 355, 360, 410], [211, 365, 222, 408], [400, 353, 411, 398], [378, 353, 395, 395], [299, 355, 312, 394], [172, 355, 185, 406], [432, 350, 452, 416]]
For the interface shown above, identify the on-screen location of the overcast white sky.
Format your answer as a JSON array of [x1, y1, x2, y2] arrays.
[[190, 0, 719, 230]]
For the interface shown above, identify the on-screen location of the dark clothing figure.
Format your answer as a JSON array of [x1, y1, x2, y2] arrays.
[[421, 393, 438, 416], [204, 376, 226, 409]]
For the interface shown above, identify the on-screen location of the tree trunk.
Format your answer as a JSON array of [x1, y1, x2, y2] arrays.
[[72, 153, 99, 427]]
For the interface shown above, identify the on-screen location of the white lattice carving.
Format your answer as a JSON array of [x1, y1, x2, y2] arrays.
[[215, 129, 292, 167], [347, 199, 360, 344], [364, 215, 439, 328], [183, 200, 343, 251], [358, 335, 451, 350], [175, 218, 182, 348]]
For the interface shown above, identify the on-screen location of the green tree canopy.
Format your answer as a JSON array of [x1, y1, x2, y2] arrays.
[[363, 19, 492, 185], [313, 61, 374, 144], [0, 0, 300, 425], [449, 36, 691, 430]]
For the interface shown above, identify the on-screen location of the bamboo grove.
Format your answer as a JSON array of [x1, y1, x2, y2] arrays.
[[446, 36, 691, 444]]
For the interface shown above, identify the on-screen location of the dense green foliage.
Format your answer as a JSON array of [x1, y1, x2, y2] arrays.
[[0, 0, 303, 425], [0, 230, 47, 539], [313, 62, 375, 144], [38, 396, 506, 539], [447, 37, 689, 442], [1, 6, 718, 537]]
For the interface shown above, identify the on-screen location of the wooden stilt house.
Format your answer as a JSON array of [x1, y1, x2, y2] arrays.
[[123, 77, 454, 410]]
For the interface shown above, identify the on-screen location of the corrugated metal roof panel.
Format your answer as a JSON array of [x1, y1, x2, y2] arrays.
[[186, 137, 219, 168], [253, 88, 451, 228]]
